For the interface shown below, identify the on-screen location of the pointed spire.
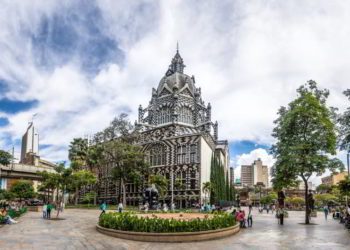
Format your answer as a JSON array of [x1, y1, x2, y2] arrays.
[[167, 42, 185, 74]]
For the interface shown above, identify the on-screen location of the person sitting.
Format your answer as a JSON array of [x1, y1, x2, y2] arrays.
[[231, 208, 237, 217], [0, 208, 18, 224]]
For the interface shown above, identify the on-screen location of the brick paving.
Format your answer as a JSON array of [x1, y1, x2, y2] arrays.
[[0, 208, 349, 250]]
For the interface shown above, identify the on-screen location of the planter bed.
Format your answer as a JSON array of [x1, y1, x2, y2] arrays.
[[96, 223, 240, 242], [97, 212, 239, 242]]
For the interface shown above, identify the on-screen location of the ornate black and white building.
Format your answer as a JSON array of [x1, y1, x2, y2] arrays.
[[134, 48, 230, 208], [95, 48, 230, 208]]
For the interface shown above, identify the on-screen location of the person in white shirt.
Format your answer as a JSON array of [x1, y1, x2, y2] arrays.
[[42, 204, 47, 219], [117, 202, 123, 213]]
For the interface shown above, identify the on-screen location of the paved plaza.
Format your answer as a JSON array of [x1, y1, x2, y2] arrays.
[[0, 208, 349, 250]]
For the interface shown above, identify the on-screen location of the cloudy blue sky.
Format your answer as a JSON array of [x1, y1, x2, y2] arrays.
[[0, 0, 349, 184]]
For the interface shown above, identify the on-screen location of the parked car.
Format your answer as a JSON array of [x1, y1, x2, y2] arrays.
[[25, 199, 44, 206]]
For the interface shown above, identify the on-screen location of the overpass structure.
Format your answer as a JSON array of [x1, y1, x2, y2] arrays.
[[0, 163, 56, 190]]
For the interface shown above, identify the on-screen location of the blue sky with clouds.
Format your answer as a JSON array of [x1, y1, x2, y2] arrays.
[[0, 1, 350, 184]]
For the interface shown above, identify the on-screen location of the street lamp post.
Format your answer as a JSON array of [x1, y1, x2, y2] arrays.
[[171, 168, 174, 210], [347, 149, 349, 175]]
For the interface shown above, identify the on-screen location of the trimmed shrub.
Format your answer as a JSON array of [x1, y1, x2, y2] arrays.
[[8, 207, 27, 218], [99, 212, 236, 233]]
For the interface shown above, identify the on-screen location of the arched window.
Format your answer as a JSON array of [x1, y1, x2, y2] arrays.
[[157, 107, 171, 125], [149, 144, 166, 166], [179, 106, 193, 124]]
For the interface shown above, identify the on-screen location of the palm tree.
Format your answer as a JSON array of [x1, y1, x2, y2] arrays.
[[68, 138, 89, 170], [202, 182, 212, 205]]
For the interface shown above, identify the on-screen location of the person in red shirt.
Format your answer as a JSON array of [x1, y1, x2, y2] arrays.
[[236, 210, 246, 228]]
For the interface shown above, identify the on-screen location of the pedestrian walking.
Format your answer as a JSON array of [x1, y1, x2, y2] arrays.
[[117, 202, 123, 213], [247, 206, 253, 227], [42, 203, 47, 219], [324, 205, 329, 220], [277, 208, 284, 225], [100, 201, 107, 217], [46, 202, 52, 219]]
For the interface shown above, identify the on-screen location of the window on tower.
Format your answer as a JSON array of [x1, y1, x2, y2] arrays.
[[149, 144, 166, 166], [157, 107, 171, 125], [177, 143, 197, 164], [179, 106, 193, 124]]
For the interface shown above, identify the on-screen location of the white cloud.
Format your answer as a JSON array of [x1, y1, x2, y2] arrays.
[[0, 1, 350, 163]]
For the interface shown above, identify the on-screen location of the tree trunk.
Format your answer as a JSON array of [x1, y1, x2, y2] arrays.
[[121, 179, 126, 207], [56, 187, 59, 203], [75, 187, 79, 205], [304, 181, 310, 224], [119, 177, 122, 203]]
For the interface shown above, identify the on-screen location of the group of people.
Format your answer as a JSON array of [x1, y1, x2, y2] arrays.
[[42, 202, 54, 219], [201, 203, 216, 212], [258, 204, 276, 214], [232, 205, 253, 228], [99, 201, 124, 216]]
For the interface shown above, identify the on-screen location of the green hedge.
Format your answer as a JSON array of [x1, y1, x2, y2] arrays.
[[99, 212, 236, 233], [8, 207, 27, 218], [0, 215, 5, 224]]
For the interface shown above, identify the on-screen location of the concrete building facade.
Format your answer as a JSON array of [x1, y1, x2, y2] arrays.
[[0, 123, 56, 192], [321, 172, 348, 186], [241, 159, 268, 187]]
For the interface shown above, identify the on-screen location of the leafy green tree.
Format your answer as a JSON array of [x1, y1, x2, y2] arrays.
[[338, 177, 350, 197], [109, 140, 148, 206], [271, 81, 343, 224], [316, 184, 332, 194], [82, 191, 97, 207], [10, 180, 36, 201], [260, 192, 277, 205], [71, 170, 97, 205], [202, 182, 212, 205], [39, 163, 74, 217], [0, 189, 14, 200], [314, 193, 337, 206], [0, 150, 12, 166], [338, 89, 350, 151], [149, 175, 168, 203]]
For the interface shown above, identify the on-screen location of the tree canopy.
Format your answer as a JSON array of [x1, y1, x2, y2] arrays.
[[271, 80, 343, 224], [10, 180, 35, 201], [0, 149, 12, 166], [338, 89, 350, 151]]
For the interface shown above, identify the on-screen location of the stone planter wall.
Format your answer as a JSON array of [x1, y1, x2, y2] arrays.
[[96, 223, 240, 242]]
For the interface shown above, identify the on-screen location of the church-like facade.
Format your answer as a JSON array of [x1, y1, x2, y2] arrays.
[[133, 48, 230, 208]]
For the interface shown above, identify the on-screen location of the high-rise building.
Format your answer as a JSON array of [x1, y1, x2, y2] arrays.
[[241, 165, 254, 186], [20, 122, 39, 164], [241, 159, 268, 187], [229, 167, 235, 186]]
